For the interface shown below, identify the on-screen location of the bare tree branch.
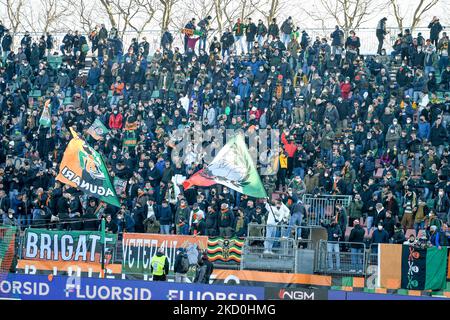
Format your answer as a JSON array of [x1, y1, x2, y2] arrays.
[[38, 0, 72, 33], [1, 0, 25, 34], [99, 0, 117, 28], [304, 0, 378, 36], [411, 0, 439, 31]]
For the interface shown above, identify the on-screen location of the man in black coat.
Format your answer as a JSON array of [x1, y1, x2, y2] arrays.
[[132, 202, 146, 233], [370, 223, 389, 253], [321, 219, 342, 270], [1, 30, 12, 60], [0, 189, 10, 219], [198, 16, 212, 52], [428, 16, 443, 47], [220, 28, 234, 58], [104, 214, 118, 234], [83, 199, 100, 231], [245, 17, 257, 53], [268, 18, 279, 39], [205, 205, 219, 236], [376, 17, 387, 55], [161, 30, 173, 51], [348, 220, 365, 272], [280, 17, 293, 47], [429, 116, 448, 156], [256, 19, 267, 46], [383, 211, 396, 239], [373, 203, 386, 229], [56, 192, 71, 230]]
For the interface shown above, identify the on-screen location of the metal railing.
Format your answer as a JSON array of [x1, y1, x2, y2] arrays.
[[301, 194, 353, 226], [241, 235, 296, 273], [247, 222, 301, 240], [247, 222, 318, 249], [315, 240, 367, 276], [7, 27, 432, 56]]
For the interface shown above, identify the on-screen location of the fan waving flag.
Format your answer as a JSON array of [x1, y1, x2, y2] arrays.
[[183, 134, 267, 199], [87, 118, 110, 140], [39, 99, 51, 128], [56, 127, 120, 207]]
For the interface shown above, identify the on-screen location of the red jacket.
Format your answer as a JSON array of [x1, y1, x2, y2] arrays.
[[281, 132, 297, 158], [109, 113, 123, 129], [340, 82, 352, 100], [249, 107, 263, 120]]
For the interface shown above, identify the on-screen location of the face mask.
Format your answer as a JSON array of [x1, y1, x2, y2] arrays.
[[439, 192, 444, 196], [8, 214, 13, 218], [407, 120, 411, 124], [378, 226, 383, 231]]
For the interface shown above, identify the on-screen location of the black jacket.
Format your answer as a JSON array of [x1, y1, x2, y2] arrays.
[[383, 217, 396, 239], [246, 23, 257, 41], [205, 210, 219, 230], [174, 251, 189, 274], [82, 212, 99, 231], [268, 23, 279, 37], [428, 21, 443, 40], [220, 32, 234, 49], [429, 123, 448, 147], [348, 224, 365, 248], [373, 209, 386, 228], [321, 222, 342, 241], [371, 229, 389, 244]]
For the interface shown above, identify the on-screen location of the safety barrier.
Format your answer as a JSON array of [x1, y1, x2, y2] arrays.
[[247, 223, 318, 249], [241, 236, 296, 273], [247, 222, 301, 240], [315, 240, 367, 276], [301, 194, 353, 226], [9, 27, 431, 56]]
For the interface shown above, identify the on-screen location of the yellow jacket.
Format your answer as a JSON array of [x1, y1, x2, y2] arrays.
[[275, 153, 288, 170]]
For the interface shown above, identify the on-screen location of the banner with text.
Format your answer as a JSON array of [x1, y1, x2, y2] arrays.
[[0, 274, 264, 300], [121, 234, 208, 274], [22, 229, 117, 264]]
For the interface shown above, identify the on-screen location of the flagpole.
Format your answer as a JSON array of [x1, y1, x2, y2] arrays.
[[100, 216, 106, 279]]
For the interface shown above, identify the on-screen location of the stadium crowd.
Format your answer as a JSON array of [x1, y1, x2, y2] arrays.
[[0, 14, 449, 257]]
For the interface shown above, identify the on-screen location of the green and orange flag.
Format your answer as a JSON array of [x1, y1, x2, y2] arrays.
[[87, 118, 109, 141], [56, 127, 120, 207], [183, 134, 267, 199]]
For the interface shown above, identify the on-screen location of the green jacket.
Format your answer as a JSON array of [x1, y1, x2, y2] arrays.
[[233, 23, 245, 36], [320, 129, 335, 150], [348, 200, 363, 219]]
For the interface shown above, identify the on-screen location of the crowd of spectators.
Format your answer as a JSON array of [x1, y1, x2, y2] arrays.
[[0, 15, 449, 259]]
